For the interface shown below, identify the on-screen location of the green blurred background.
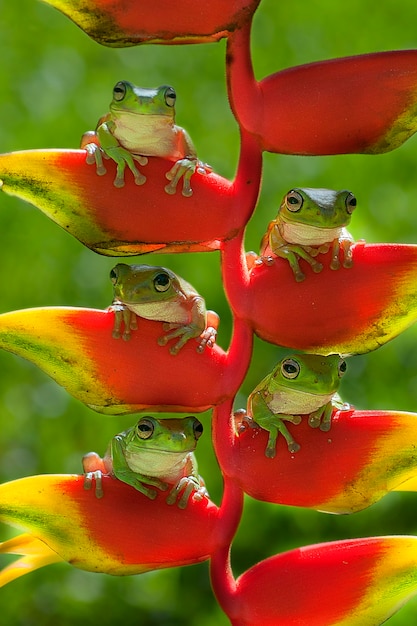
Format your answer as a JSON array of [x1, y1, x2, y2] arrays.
[[2, 0, 417, 623]]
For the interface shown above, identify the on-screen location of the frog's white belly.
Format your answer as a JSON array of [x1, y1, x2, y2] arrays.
[[113, 113, 182, 159], [125, 448, 189, 482], [127, 300, 190, 324], [267, 388, 335, 414], [280, 221, 344, 246]]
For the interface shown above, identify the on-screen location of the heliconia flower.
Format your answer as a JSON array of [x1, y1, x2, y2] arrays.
[[0, 131, 262, 256], [227, 20, 417, 155], [222, 233, 417, 355], [0, 473, 220, 585], [212, 400, 417, 514], [40, 0, 261, 46], [211, 532, 417, 625], [0, 306, 253, 414]]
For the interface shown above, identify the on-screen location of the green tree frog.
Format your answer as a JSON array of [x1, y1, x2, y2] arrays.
[[80, 80, 211, 196], [234, 353, 348, 458], [258, 188, 357, 281], [109, 263, 220, 355], [83, 415, 208, 509]]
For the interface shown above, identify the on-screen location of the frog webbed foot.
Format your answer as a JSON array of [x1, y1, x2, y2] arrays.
[[83, 470, 104, 499], [330, 237, 354, 270], [233, 409, 258, 434], [104, 146, 147, 188], [166, 476, 209, 509], [256, 414, 302, 458], [196, 311, 220, 353], [196, 326, 217, 353], [158, 322, 201, 355], [308, 402, 333, 432], [276, 244, 324, 282], [115, 470, 169, 500], [165, 158, 212, 197], [82, 140, 108, 177], [109, 302, 137, 341]]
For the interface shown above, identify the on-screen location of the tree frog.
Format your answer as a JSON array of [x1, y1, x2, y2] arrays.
[[258, 188, 357, 281], [109, 263, 220, 355], [83, 415, 208, 509], [234, 353, 348, 458], [80, 80, 211, 196]]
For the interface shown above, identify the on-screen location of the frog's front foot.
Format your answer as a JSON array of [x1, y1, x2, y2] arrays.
[[158, 323, 200, 355], [83, 470, 104, 499], [83, 141, 108, 177], [257, 414, 302, 458], [165, 158, 211, 197], [308, 403, 332, 432], [166, 477, 209, 509], [109, 303, 137, 341], [330, 238, 354, 270]]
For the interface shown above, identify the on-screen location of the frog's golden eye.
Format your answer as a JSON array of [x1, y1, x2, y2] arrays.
[[164, 87, 176, 107], [193, 419, 204, 440], [136, 417, 155, 439], [113, 81, 127, 102], [338, 359, 347, 377], [153, 272, 171, 292], [280, 358, 300, 379], [284, 190, 303, 212], [345, 192, 357, 214]]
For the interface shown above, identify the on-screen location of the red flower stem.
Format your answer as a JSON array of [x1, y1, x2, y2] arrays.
[[210, 399, 244, 620], [226, 17, 261, 133]]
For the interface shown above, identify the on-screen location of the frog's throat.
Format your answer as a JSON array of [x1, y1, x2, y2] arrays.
[[279, 218, 345, 246], [127, 300, 190, 324], [124, 448, 192, 481], [266, 388, 336, 415]]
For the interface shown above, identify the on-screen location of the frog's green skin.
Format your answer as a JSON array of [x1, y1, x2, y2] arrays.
[[80, 80, 211, 196], [234, 353, 348, 458], [109, 263, 219, 355], [258, 188, 357, 281], [83, 416, 208, 509]]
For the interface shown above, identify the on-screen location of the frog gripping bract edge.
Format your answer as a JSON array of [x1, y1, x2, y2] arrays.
[[2, 2, 417, 625]]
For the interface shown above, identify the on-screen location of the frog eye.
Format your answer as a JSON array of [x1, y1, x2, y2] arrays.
[[345, 192, 357, 214], [109, 267, 118, 284], [153, 272, 171, 292], [164, 87, 176, 107], [280, 358, 300, 379], [284, 190, 304, 212], [338, 359, 347, 377], [113, 81, 127, 102], [136, 417, 155, 439], [193, 419, 204, 440]]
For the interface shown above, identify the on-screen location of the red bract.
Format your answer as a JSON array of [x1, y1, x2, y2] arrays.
[[222, 234, 417, 354], [0, 307, 253, 413], [227, 21, 417, 154], [0, 473, 220, 584], [40, 0, 261, 45], [213, 401, 417, 513], [0, 135, 261, 255], [211, 534, 417, 625]]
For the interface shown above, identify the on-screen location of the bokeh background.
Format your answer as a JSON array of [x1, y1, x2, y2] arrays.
[[2, 0, 417, 623]]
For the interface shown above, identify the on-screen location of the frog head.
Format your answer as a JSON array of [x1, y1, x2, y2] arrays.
[[279, 188, 356, 229], [124, 416, 204, 454], [267, 352, 347, 397], [109, 81, 176, 118], [110, 263, 182, 305]]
